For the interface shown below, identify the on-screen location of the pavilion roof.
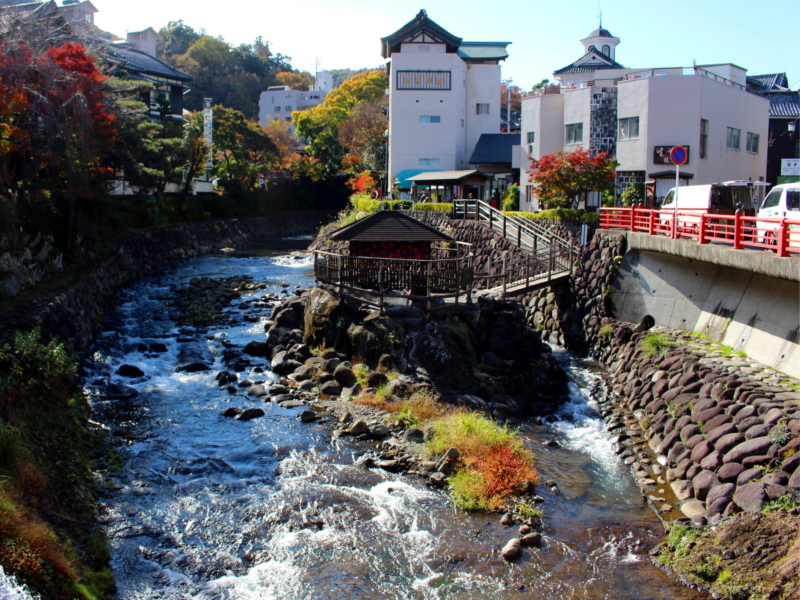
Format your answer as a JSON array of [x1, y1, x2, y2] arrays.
[[330, 210, 453, 242]]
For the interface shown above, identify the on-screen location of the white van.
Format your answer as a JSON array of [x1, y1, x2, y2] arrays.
[[661, 182, 753, 214], [756, 182, 800, 247]]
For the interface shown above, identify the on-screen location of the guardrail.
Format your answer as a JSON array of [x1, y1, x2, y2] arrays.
[[600, 207, 800, 257]]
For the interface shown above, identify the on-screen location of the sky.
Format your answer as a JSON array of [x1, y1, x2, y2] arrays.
[[92, 0, 800, 90]]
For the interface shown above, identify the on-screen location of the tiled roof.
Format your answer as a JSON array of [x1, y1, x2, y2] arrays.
[[105, 44, 192, 82], [457, 42, 510, 62], [747, 73, 789, 92], [381, 9, 462, 58], [469, 133, 520, 165], [762, 91, 800, 118], [554, 49, 624, 75], [330, 211, 453, 242]]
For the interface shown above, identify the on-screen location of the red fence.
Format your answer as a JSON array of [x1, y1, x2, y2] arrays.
[[599, 207, 800, 257]]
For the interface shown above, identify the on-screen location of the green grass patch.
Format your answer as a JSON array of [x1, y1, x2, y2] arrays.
[[598, 323, 614, 337], [514, 501, 543, 520], [640, 332, 673, 356]]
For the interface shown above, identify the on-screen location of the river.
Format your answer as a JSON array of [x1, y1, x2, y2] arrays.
[[5, 241, 709, 600]]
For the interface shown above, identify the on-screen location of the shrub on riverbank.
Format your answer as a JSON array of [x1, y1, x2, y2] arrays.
[[428, 412, 539, 511], [0, 329, 111, 599], [505, 208, 600, 223]]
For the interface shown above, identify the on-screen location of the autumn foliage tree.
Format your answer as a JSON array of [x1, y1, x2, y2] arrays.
[[294, 69, 388, 179], [527, 147, 618, 209]]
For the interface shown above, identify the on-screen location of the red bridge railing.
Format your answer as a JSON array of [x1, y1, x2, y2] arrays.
[[599, 207, 800, 258]]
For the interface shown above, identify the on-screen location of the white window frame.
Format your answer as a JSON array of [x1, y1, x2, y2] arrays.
[[566, 123, 583, 145], [526, 131, 535, 154], [746, 132, 759, 154], [618, 117, 639, 140], [419, 115, 441, 124], [727, 127, 741, 150], [419, 158, 441, 167], [476, 103, 490, 115]]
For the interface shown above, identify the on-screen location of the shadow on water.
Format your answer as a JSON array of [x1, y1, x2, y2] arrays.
[[76, 250, 709, 600]]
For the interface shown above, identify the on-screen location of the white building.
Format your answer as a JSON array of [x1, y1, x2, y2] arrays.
[[520, 26, 770, 210], [382, 10, 509, 191], [258, 71, 332, 135]]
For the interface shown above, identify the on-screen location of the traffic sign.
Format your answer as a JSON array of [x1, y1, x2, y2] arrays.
[[670, 146, 688, 166]]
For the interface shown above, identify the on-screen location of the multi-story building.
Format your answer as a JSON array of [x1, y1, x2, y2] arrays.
[[382, 10, 509, 192], [258, 71, 332, 136], [520, 26, 770, 210]]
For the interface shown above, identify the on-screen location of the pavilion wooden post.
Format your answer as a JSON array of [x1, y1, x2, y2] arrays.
[[337, 254, 343, 295], [379, 261, 385, 313], [426, 261, 432, 319]]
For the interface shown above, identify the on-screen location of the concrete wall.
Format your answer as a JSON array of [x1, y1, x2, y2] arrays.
[[611, 243, 800, 378]]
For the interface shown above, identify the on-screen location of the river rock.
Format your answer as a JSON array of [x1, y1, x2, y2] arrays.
[[671, 480, 693, 501], [706, 483, 735, 506], [369, 424, 390, 438], [319, 381, 342, 396], [333, 365, 357, 387], [521, 532, 542, 547], [175, 361, 212, 373], [243, 341, 268, 356], [717, 462, 745, 484], [692, 470, 720, 501], [291, 364, 314, 381], [706, 422, 738, 445], [299, 410, 316, 423], [403, 428, 425, 443], [236, 408, 265, 421], [103, 383, 139, 399], [117, 364, 144, 378], [349, 419, 370, 436], [501, 538, 522, 561], [733, 482, 766, 512], [221, 407, 242, 418], [247, 384, 268, 398], [723, 437, 773, 464], [680, 500, 707, 519], [500, 513, 514, 526], [789, 468, 800, 490], [737, 468, 763, 486]]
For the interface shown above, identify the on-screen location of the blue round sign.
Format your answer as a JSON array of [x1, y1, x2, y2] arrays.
[[670, 146, 688, 165]]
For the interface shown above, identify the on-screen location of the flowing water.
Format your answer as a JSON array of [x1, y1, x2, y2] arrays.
[[71, 241, 710, 600]]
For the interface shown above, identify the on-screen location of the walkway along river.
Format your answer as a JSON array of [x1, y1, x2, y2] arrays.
[[72, 243, 709, 600]]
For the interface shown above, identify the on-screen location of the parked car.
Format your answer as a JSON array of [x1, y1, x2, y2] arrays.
[[660, 182, 755, 232], [756, 182, 800, 248]]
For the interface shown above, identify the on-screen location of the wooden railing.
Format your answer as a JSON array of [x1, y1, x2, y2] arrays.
[[313, 247, 475, 315], [475, 243, 574, 293], [600, 207, 800, 257]]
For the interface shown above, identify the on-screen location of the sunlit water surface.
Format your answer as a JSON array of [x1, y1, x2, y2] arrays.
[[73, 243, 708, 600]]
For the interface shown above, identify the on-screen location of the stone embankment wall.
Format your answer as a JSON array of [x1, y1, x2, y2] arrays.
[[0, 231, 63, 298], [593, 323, 800, 522], [27, 213, 328, 354]]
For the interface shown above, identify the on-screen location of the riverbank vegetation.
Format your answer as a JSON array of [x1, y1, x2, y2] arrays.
[[0, 330, 111, 599], [353, 388, 540, 512]]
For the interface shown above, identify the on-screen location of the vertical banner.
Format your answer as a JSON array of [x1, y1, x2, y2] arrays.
[[203, 98, 213, 173]]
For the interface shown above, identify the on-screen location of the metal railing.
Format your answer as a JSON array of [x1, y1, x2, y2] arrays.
[[600, 207, 800, 257], [452, 199, 577, 258]]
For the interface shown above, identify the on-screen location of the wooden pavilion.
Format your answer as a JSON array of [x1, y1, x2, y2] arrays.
[[313, 211, 474, 313]]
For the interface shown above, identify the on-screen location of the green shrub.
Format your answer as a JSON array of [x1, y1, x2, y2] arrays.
[[506, 208, 600, 223], [413, 202, 453, 212], [351, 198, 412, 212]]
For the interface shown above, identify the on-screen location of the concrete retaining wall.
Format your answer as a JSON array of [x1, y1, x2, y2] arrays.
[[612, 245, 800, 379]]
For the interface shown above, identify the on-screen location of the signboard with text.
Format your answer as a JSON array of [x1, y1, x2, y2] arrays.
[[782, 158, 800, 176], [654, 145, 690, 165]]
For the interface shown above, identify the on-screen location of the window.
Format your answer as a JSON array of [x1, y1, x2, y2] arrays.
[[746, 132, 759, 154], [285, 106, 292, 112], [419, 115, 441, 123], [762, 188, 782, 209], [526, 131, 535, 154], [700, 119, 708, 158], [618, 117, 639, 140], [727, 127, 741, 150], [789, 190, 800, 211], [397, 70, 451, 90], [476, 103, 490, 115], [274, 106, 281, 112], [602, 44, 610, 56], [419, 158, 440, 167], [566, 123, 583, 144]]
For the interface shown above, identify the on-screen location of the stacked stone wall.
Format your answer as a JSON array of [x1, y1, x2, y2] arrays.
[[592, 324, 800, 522], [25, 212, 328, 354]]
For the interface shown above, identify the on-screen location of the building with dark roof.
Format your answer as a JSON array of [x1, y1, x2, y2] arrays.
[[747, 73, 799, 184], [520, 24, 770, 211], [105, 42, 192, 120], [382, 10, 510, 202]]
